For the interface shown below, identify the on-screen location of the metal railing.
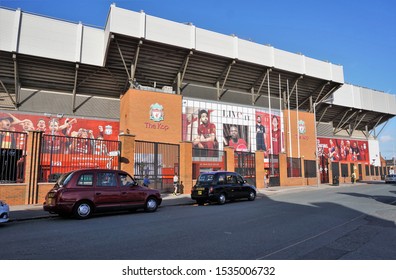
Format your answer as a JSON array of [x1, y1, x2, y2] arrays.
[[287, 157, 302, 178], [134, 140, 180, 192], [0, 130, 27, 183], [39, 134, 121, 182]]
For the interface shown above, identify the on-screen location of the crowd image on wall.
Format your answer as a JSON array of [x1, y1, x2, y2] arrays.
[[317, 137, 370, 164], [0, 111, 120, 182]]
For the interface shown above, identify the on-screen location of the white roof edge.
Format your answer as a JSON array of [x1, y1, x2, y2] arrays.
[[331, 84, 396, 115], [0, 6, 345, 82], [107, 6, 344, 83]]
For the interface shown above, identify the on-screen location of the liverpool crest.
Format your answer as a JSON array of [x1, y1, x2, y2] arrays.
[[298, 120, 306, 134], [150, 103, 164, 122]]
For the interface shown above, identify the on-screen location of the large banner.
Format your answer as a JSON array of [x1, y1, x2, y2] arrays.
[[0, 111, 119, 140], [255, 110, 284, 156], [317, 137, 370, 164], [0, 111, 119, 152], [182, 98, 284, 157]]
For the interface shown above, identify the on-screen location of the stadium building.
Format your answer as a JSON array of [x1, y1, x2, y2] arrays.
[[0, 4, 395, 205]]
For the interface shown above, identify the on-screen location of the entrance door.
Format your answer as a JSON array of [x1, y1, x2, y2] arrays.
[[134, 141, 180, 192], [320, 155, 329, 183]]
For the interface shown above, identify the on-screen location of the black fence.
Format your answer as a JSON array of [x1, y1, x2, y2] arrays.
[[268, 154, 280, 186], [304, 159, 317, 178], [234, 151, 256, 186], [287, 157, 301, 177], [134, 141, 180, 192], [39, 134, 121, 182], [0, 131, 27, 183]]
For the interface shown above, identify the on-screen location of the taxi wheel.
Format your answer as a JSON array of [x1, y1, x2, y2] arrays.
[[145, 197, 158, 212], [248, 191, 256, 201], [73, 201, 93, 219], [218, 193, 226, 205]]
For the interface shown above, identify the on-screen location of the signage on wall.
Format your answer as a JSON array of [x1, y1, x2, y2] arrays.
[[149, 103, 164, 122], [145, 103, 169, 131], [295, 119, 309, 141], [298, 120, 306, 134]]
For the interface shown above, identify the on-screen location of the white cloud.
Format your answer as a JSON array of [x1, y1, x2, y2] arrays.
[[380, 135, 394, 143]]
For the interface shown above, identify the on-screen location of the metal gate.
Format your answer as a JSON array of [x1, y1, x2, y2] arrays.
[[331, 162, 340, 184], [319, 154, 329, 183], [234, 151, 256, 186], [268, 154, 280, 186], [134, 141, 179, 192]]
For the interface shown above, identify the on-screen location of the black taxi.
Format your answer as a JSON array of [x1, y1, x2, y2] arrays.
[[191, 171, 256, 205]]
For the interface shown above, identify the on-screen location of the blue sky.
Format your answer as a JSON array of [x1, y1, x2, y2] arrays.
[[2, 0, 396, 158]]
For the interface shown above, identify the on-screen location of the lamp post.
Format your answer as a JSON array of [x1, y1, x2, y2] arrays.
[[313, 103, 320, 187]]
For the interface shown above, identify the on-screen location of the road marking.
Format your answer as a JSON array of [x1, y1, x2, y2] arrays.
[[256, 213, 366, 259]]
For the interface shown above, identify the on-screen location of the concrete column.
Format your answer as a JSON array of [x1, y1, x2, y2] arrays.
[[119, 134, 136, 176]]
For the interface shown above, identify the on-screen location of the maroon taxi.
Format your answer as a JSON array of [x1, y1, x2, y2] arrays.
[[43, 169, 162, 219]]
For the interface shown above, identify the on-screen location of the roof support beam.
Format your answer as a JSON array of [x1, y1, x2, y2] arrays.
[[72, 63, 79, 113], [316, 104, 332, 127], [13, 53, 19, 108], [317, 84, 342, 104], [252, 68, 271, 105], [114, 36, 131, 82], [305, 81, 329, 112], [174, 50, 193, 94], [288, 75, 303, 100], [334, 109, 357, 134], [217, 60, 235, 100], [130, 40, 143, 87], [0, 80, 17, 108], [217, 80, 229, 100], [350, 112, 366, 135], [365, 115, 384, 138]]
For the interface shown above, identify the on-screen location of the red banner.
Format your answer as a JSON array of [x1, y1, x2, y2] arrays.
[[317, 137, 369, 164], [0, 111, 119, 141]]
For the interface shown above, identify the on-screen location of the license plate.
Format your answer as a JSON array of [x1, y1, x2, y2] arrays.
[[198, 191, 202, 195]]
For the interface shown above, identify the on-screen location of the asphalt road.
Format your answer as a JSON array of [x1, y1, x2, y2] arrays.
[[1, 183, 396, 260]]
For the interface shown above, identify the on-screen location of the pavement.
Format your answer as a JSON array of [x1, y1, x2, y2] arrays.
[[7, 181, 373, 222]]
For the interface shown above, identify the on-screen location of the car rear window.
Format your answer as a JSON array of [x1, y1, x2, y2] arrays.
[[197, 174, 215, 184], [54, 172, 73, 189]]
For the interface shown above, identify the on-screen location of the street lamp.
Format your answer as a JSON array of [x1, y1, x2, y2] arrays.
[[313, 102, 320, 187]]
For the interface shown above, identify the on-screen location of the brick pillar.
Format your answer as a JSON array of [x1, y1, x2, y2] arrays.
[[224, 147, 235, 172], [179, 142, 193, 194], [361, 164, 367, 181], [255, 150, 265, 189], [119, 134, 136, 176], [279, 153, 287, 187], [25, 131, 43, 204]]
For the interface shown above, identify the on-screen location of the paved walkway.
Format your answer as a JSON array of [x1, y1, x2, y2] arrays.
[[7, 182, 371, 222]]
